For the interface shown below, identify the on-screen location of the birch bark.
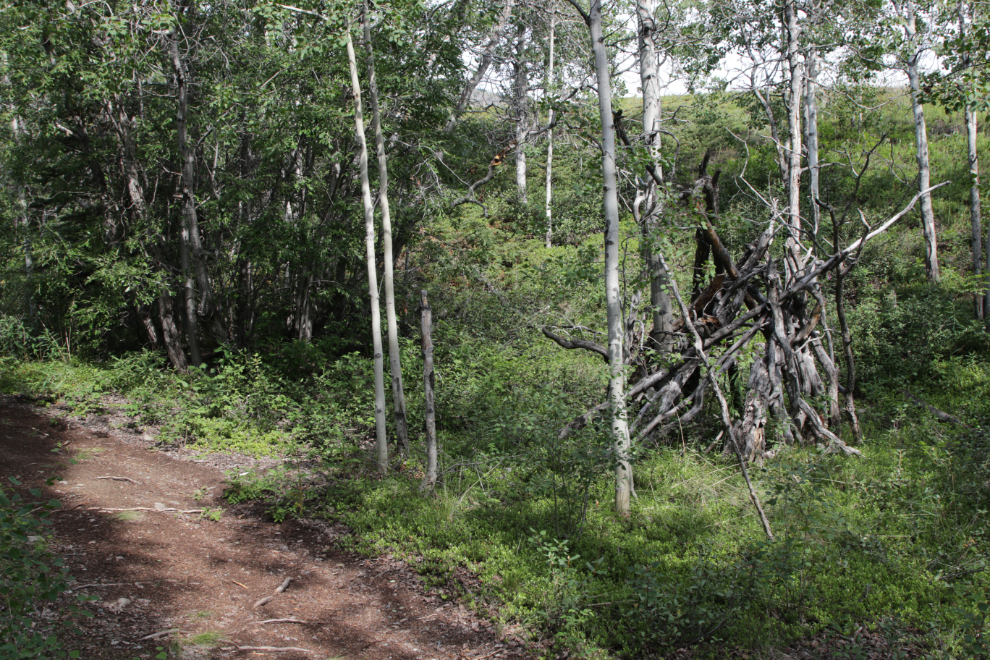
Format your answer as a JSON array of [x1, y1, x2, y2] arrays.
[[363, 0, 410, 454], [420, 290, 437, 492], [783, 0, 805, 271], [636, 0, 674, 353], [903, 0, 940, 282], [959, 2, 983, 319], [346, 25, 389, 474], [569, 0, 633, 514], [514, 22, 529, 203], [545, 16, 555, 248]]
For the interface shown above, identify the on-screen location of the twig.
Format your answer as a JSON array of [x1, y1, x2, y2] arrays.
[[230, 646, 315, 654], [903, 390, 974, 430], [255, 618, 308, 625], [88, 507, 205, 514], [462, 650, 500, 660], [72, 582, 127, 589], [654, 248, 774, 540], [137, 629, 180, 641], [232, 580, 249, 590], [97, 476, 140, 484], [254, 576, 294, 608]]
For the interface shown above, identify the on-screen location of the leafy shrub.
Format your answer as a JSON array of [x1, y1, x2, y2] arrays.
[[0, 314, 61, 361], [0, 480, 84, 658], [851, 285, 989, 393]]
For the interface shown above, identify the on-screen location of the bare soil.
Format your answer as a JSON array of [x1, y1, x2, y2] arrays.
[[0, 395, 528, 660]]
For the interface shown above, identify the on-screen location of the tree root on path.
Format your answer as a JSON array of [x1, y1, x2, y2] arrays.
[[225, 645, 315, 654]]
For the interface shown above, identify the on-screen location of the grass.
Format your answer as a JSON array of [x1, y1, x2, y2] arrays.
[[113, 511, 143, 522], [74, 447, 104, 462], [306, 423, 989, 657], [3, 326, 989, 657], [185, 630, 223, 646]]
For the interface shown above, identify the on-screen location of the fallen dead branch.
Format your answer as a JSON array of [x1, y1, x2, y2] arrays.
[[903, 390, 974, 430], [137, 629, 181, 641], [88, 507, 205, 514], [544, 158, 940, 463], [228, 645, 315, 654], [255, 618, 308, 625], [463, 650, 501, 660], [254, 576, 294, 608], [71, 582, 127, 589], [97, 476, 140, 484]]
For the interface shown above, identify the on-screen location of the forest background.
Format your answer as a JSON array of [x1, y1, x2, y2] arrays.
[[3, 0, 990, 656]]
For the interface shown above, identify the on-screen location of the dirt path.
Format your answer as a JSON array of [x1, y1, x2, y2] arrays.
[[0, 396, 524, 660]]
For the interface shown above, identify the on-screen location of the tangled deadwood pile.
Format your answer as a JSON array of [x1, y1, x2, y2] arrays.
[[544, 154, 946, 461]]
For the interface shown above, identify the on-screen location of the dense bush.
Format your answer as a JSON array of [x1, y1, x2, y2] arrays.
[[0, 481, 83, 658]]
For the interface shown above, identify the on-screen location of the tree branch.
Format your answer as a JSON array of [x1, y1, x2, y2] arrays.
[[541, 327, 608, 361]]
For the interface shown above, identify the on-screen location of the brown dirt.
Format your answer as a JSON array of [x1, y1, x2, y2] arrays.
[[0, 395, 528, 660]]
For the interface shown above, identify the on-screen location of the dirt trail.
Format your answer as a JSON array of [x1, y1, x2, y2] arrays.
[[0, 396, 522, 660]]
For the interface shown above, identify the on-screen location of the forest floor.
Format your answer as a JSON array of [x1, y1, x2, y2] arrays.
[[0, 394, 525, 660]]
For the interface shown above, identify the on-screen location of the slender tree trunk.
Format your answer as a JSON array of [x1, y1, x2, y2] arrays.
[[960, 2, 983, 319], [116, 97, 189, 370], [178, 208, 202, 367], [833, 221, 862, 442], [805, 47, 821, 242], [346, 25, 389, 474], [170, 27, 202, 366], [584, 0, 633, 514], [904, 0, 940, 282], [363, 0, 409, 454], [545, 16, 555, 249], [420, 290, 437, 492], [158, 288, 189, 371], [170, 25, 214, 322], [783, 0, 804, 270], [137, 305, 160, 348], [985, 217, 990, 330], [445, 0, 515, 132], [967, 110, 983, 318], [637, 0, 674, 354], [12, 117, 35, 325], [514, 22, 528, 203]]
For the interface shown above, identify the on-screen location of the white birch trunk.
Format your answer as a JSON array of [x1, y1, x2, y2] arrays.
[[904, 0, 940, 282], [346, 26, 389, 474], [637, 0, 674, 353], [514, 22, 528, 204], [783, 0, 805, 272], [545, 17, 555, 249], [805, 47, 821, 241], [420, 290, 437, 491], [960, 1, 983, 319], [588, 0, 633, 514], [363, 0, 409, 453]]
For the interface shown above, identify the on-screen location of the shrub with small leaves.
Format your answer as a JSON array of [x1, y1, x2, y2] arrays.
[[0, 478, 85, 658]]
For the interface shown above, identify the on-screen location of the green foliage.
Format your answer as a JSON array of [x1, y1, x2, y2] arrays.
[[850, 285, 990, 393], [0, 479, 85, 658]]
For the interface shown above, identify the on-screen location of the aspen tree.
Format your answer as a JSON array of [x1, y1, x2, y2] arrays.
[[362, 0, 409, 454], [565, 0, 633, 514], [346, 21, 389, 474]]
